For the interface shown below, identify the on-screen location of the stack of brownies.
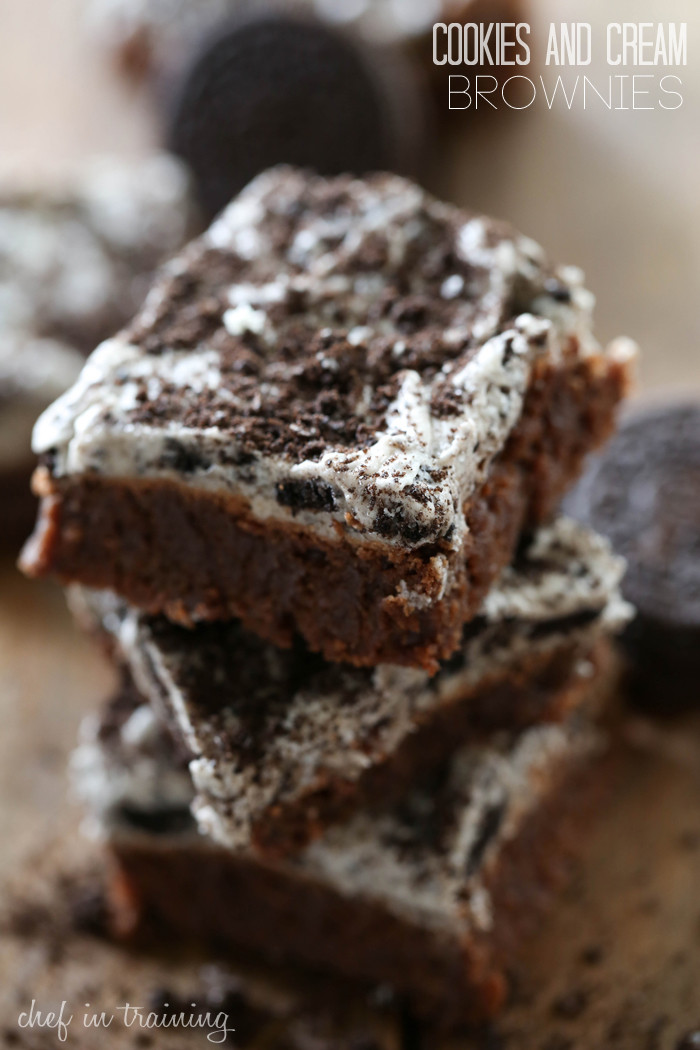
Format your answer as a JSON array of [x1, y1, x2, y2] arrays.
[[22, 167, 636, 1025]]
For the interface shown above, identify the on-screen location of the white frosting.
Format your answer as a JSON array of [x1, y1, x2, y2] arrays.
[[302, 316, 545, 543], [194, 721, 602, 936], [296, 724, 580, 931], [0, 155, 191, 351], [482, 516, 631, 624], [77, 685, 599, 937]]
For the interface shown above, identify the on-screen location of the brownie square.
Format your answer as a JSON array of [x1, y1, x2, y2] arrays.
[[23, 168, 634, 668], [75, 687, 607, 1027], [72, 518, 630, 857], [0, 156, 194, 355]]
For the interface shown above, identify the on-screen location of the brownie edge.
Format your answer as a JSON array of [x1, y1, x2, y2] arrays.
[[101, 721, 609, 1028]]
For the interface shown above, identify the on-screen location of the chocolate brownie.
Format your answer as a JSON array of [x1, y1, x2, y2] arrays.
[[22, 168, 634, 669], [71, 518, 630, 857], [0, 338, 82, 551], [75, 691, 606, 1026], [0, 155, 195, 356], [564, 403, 700, 712]]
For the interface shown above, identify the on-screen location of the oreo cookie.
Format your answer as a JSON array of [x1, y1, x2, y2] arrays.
[[165, 10, 425, 218], [564, 403, 700, 711]]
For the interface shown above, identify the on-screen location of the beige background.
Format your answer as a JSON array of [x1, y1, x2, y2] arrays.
[[1, 0, 699, 392], [440, 0, 700, 395], [0, 1, 699, 1046]]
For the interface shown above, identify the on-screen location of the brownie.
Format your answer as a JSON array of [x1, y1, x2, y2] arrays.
[[564, 402, 700, 712], [75, 691, 607, 1026], [0, 155, 196, 356], [71, 517, 629, 857], [22, 168, 634, 670]]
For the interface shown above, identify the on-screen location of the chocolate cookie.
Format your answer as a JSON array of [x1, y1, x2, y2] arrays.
[[165, 12, 424, 217], [564, 403, 700, 711]]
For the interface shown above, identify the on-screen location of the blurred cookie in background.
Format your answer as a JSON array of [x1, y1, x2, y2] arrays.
[[0, 153, 196, 356], [164, 9, 427, 217], [564, 403, 700, 713], [0, 154, 196, 552]]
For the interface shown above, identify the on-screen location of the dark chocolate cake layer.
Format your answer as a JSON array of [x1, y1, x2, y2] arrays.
[[75, 689, 606, 1027], [72, 518, 630, 857], [23, 168, 634, 669]]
